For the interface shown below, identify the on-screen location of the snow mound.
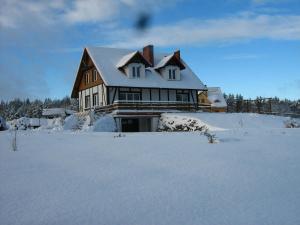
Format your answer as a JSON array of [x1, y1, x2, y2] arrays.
[[7, 117, 63, 130], [159, 113, 225, 131], [63, 115, 80, 130], [63, 113, 116, 132], [93, 115, 116, 132], [161, 112, 300, 130]]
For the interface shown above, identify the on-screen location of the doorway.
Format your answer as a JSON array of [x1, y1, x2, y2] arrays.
[[121, 118, 139, 132]]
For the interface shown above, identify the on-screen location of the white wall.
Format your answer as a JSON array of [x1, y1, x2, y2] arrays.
[[124, 63, 146, 79], [161, 65, 180, 81], [78, 84, 107, 111]]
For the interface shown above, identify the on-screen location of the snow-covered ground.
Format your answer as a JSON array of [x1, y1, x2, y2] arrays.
[[0, 113, 300, 225]]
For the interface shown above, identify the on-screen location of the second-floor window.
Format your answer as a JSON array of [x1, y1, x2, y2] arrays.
[[85, 95, 90, 108], [92, 69, 97, 82], [92, 93, 98, 106], [132, 66, 141, 78], [85, 72, 89, 85], [176, 93, 188, 102], [168, 69, 176, 80], [119, 92, 141, 102]]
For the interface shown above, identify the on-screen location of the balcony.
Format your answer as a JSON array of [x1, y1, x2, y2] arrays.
[[94, 100, 198, 114]]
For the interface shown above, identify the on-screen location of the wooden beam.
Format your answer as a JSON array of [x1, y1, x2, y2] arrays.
[[112, 87, 117, 103], [107, 86, 110, 105], [150, 89, 152, 101]]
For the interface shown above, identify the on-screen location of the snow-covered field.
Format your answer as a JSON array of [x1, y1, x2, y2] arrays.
[[0, 113, 300, 225]]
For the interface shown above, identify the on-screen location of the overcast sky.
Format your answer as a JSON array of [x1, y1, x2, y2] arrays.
[[0, 0, 299, 101]]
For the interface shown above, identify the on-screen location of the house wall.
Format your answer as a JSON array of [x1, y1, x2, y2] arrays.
[[106, 87, 197, 104], [79, 84, 107, 111], [124, 63, 146, 79], [160, 65, 181, 80]]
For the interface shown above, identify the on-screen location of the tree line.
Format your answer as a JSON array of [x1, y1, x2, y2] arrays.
[[0, 94, 299, 121], [224, 94, 300, 114], [0, 97, 78, 120]]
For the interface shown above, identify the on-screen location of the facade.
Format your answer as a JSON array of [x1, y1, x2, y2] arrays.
[[198, 87, 227, 112], [71, 45, 207, 131]]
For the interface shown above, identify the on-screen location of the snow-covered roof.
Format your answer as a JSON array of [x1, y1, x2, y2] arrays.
[[42, 108, 75, 117], [116, 51, 139, 68], [207, 87, 227, 108], [154, 54, 173, 69], [85, 46, 206, 90]]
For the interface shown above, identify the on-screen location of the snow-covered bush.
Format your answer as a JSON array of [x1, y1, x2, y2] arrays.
[[158, 116, 206, 132], [63, 115, 80, 130], [93, 115, 116, 132], [284, 119, 300, 128]]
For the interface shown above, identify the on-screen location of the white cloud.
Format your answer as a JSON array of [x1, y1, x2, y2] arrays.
[[63, 0, 119, 23], [107, 13, 300, 48]]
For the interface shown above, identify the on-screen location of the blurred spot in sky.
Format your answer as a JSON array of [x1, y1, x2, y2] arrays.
[[134, 12, 151, 32]]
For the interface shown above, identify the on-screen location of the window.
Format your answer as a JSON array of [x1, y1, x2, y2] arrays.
[[168, 68, 177, 80], [92, 93, 98, 107], [132, 67, 136, 78], [92, 70, 97, 82], [85, 95, 90, 108], [119, 92, 141, 102], [85, 72, 89, 84], [132, 66, 141, 78], [172, 69, 176, 79], [136, 66, 141, 78], [176, 93, 189, 102]]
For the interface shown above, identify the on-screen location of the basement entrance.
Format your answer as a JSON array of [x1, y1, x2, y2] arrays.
[[120, 117, 153, 132], [121, 118, 139, 132]]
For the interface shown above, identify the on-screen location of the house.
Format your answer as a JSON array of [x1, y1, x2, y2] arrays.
[[71, 45, 207, 132], [42, 108, 76, 119], [198, 87, 227, 112]]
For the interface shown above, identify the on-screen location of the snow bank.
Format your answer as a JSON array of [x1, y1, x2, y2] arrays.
[[159, 113, 225, 131], [161, 112, 299, 130], [63, 115, 79, 130], [7, 117, 63, 130], [0, 129, 300, 225], [93, 115, 116, 132]]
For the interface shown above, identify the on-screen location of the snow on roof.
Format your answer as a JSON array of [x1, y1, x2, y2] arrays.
[[116, 51, 139, 68], [207, 87, 227, 108], [42, 108, 75, 116], [154, 54, 173, 69], [86, 46, 206, 90]]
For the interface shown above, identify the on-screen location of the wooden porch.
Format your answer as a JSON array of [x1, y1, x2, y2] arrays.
[[93, 100, 198, 113]]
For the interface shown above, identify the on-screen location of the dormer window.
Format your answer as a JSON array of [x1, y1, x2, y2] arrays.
[[132, 66, 141, 78], [168, 68, 176, 80]]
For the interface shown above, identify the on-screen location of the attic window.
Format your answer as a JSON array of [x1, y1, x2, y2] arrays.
[[92, 69, 97, 82], [168, 68, 176, 80], [132, 66, 141, 78], [85, 72, 89, 84], [214, 99, 221, 103]]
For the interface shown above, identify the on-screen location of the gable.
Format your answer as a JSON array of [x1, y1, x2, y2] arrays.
[[71, 49, 105, 98], [117, 51, 151, 70]]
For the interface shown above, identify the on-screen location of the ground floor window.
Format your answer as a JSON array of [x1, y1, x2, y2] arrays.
[[119, 92, 141, 102], [92, 93, 98, 107], [85, 95, 90, 108], [176, 93, 189, 102]]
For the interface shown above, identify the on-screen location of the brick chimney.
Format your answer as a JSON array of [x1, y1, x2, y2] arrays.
[[174, 50, 180, 60], [143, 45, 154, 67]]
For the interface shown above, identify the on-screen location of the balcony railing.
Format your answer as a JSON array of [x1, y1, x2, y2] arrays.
[[94, 100, 198, 113]]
